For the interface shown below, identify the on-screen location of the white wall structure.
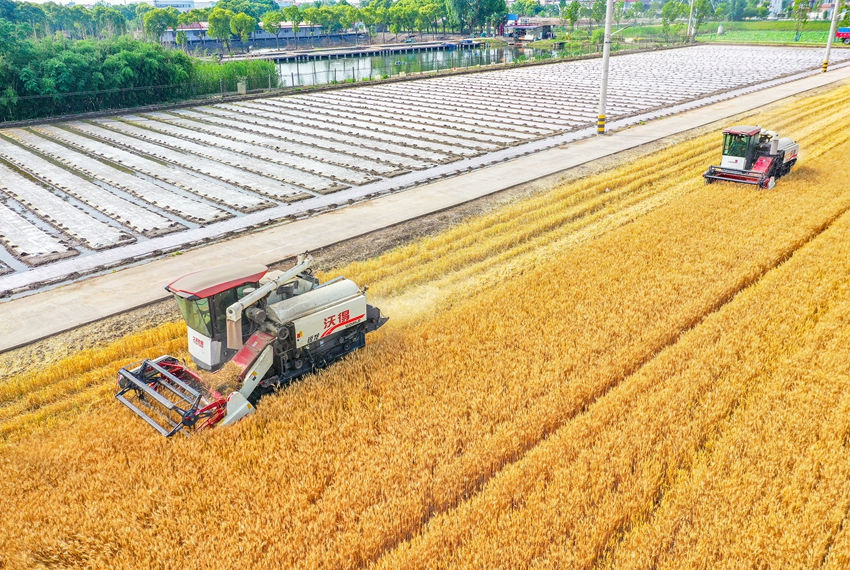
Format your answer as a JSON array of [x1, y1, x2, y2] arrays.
[[154, 0, 195, 12]]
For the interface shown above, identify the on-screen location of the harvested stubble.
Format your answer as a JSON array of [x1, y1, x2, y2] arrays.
[[1, 83, 850, 568]]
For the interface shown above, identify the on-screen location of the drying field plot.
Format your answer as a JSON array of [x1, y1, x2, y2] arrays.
[[2, 80, 850, 568], [1, 44, 849, 296]]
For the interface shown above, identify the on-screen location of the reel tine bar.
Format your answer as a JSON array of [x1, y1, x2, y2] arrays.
[[115, 358, 204, 437]]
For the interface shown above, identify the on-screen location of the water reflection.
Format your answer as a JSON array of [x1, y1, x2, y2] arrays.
[[275, 46, 551, 87]]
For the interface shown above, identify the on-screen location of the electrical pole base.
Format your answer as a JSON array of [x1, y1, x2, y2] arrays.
[[822, 61, 829, 73], [597, 114, 606, 135]]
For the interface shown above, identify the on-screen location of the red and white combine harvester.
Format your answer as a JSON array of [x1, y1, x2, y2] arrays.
[[116, 254, 387, 436], [704, 126, 799, 189]]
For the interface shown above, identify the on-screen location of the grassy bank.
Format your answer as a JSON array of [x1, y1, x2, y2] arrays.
[[620, 19, 843, 45]]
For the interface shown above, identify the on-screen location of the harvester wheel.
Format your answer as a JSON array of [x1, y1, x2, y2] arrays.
[[764, 176, 776, 190]]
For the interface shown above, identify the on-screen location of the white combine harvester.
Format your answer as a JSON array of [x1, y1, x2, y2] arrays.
[[116, 254, 387, 436]]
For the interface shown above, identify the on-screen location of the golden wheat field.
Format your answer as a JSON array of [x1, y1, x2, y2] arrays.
[[1, 81, 850, 568]]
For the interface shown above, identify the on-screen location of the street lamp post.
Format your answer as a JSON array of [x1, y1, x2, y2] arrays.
[[598, 0, 614, 135], [824, 5, 847, 72]]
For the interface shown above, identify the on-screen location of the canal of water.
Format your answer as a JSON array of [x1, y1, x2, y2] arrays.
[[274, 45, 561, 87]]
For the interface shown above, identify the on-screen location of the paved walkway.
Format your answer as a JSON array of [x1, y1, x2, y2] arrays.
[[2, 65, 849, 353]]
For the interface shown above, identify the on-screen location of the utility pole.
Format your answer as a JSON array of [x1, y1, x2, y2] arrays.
[[824, 3, 846, 72], [597, 0, 614, 135]]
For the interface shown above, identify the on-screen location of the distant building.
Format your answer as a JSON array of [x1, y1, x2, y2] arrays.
[[154, 0, 195, 11], [161, 20, 325, 44], [163, 21, 208, 44], [504, 17, 560, 41], [820, 2, 838, 16]]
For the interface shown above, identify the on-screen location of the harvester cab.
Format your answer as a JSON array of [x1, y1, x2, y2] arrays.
[[704, 126, 799, 189], [166, 262, 269, 372], [115, 254, 388, 437]]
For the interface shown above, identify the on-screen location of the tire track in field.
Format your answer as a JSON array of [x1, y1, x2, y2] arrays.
[[586, 266, 850, 568]]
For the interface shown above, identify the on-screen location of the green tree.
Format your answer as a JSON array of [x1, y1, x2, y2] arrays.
[[389, 0, 416, 35], [262, 10, 284, 48], [176, 29, 188, 52], [661, 0, 685, 41], [470, 0, 506, 33], [179, 9, 212, 25], [214, 0, 277, 21], [318, 5, 337, 39], [791, 0, 808, 40], [144, 8, 178, 44], [591, 0, 606, 29], [336, 3, 360, 35], [0, 0, 15, 21], [446, 0, 471, 34], [15, 3, 46, 40], [230, 12, 256, 44], [135, 4, 153, 33], [691, 0, 714, 38], [565, 0, 581, 29], [92, 5, 127, 38], [69, 5, 96, 38], [208, 8, 236, 53], [729, 0, 745, 20], [301, 6, 319, 45], [359, 4, 377, 42], [627, 0, 645, 24], [283, 5, 303, 48], [514, 0, 541, 16], [614, 0, 626, 24]]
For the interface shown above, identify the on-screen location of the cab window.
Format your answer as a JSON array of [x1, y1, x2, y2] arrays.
[[211, 283, 259, 338], [173, 296, 212, 337], [212, 289, 238, 338], [723, 134, 749, 157]]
